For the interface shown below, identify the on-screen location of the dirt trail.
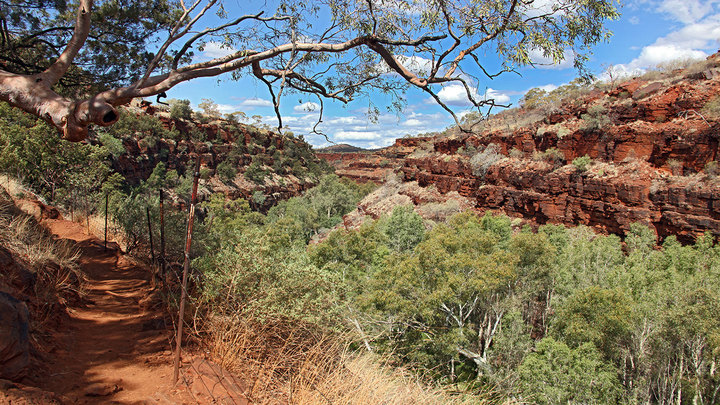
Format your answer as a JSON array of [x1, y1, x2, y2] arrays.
[[36, 218, 191, 404]]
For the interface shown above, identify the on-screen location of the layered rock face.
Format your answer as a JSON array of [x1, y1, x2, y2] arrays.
[[100, 109, 323, 211], [319, 60, 720, 243]]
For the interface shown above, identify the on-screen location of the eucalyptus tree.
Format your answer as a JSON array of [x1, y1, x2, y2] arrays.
[[0, 0, 619, 142]]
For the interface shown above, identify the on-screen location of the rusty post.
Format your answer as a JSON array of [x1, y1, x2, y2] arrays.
[[159, 189, 166, 280], [146, 206, 155, 264], [173, 157, 201, 384], [104, 194, 109, 251]]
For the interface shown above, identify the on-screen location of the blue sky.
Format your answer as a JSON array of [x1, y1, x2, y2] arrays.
[[167, 0, 720, 149]]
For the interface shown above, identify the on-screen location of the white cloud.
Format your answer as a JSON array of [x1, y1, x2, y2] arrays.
[[653, 17, 720, 50], [604, 10, 720, 79], [521, 0, 564, 18], [537, 84, 559, 92], [215, 103, 238, 114], [656, 0, 720, 23], [397, 55, 433, 76], [334, 131, 383, 141], [437, 84, 480, 107], [433, 84, 511, 107], [529, 48, 574, 70], [485, 88, 511, 104], [200, 41, 237, 59], [633, 45, 707, 68], [293, 102, 320, 113], [629, 16, 641, 24], [403, 118, 425, 127], [238, 98, 273, 108], [255, 104, 453, 149]]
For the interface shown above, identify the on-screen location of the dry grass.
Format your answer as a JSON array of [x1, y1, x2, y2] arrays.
[[199, 313, 489, 404], [407, 141, 435, 158], [0, 214, 80, 270], [0, 187, 85, 331], [0, 186, 79, 271], [75, 212, 127, 251], [291, 353, 485, 405]]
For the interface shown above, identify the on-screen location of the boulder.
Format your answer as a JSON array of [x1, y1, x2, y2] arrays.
[[0, 292, 30, 381]]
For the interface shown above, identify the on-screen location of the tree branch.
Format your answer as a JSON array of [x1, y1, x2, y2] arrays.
[[39, 0, 92, 85]]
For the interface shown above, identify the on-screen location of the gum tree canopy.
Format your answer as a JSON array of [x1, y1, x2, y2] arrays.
[[0, 0, 619, 141]]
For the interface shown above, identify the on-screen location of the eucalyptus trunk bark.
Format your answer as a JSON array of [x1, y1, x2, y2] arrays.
[[0, 71, 120, 141]]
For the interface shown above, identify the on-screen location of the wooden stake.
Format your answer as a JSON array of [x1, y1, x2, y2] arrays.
[[173, 157, 201, 384], [104, 194, 109, 251], [159, 189, 166, 280], [146, 206, 155, 264]]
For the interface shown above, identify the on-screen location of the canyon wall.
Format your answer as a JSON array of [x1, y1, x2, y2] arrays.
[[319, 66, 720, 243]]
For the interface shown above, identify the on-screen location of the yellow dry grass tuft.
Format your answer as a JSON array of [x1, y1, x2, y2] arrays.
[[0, 184, 85, 330], [198, 313, 492, 404], [291, 353, 486, 405]]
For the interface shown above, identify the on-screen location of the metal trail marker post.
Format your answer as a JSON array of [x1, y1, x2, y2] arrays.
[[173, 157, 201, 384]]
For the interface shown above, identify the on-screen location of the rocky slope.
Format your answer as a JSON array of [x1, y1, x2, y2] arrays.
[[319, 57, 720, 243], [98, 103, 330, 211]]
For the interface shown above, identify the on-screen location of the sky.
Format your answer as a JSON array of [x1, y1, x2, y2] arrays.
[[167, 0, 720, 149]]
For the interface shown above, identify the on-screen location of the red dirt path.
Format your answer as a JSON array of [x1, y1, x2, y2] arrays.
[[35, 218, 193, 404]]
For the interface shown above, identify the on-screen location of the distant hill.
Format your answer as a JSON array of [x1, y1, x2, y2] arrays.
[[315, 143, 368, 153]]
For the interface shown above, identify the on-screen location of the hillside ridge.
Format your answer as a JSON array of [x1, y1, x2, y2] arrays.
[[319, 56, 720, 243]]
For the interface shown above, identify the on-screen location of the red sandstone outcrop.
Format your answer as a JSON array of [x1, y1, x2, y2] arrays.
[[101, 109, 321, 211], [319, 58, 720, 243]]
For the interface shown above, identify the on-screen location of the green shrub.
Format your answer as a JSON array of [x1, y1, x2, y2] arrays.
[[216, 160, 237, 182], [470, 143, 502, 178], [382, 205, 425, 252], [251, 190, 266, 205], [169, 99, 193, 120], [509, 147, 524, 159], [572, 155, 592, 172], [96, 131, 125, 157], [581, 104, 611, 131], [704, 160, 720, 177], [667, 158, 683, 175], [518, 337, 622, 405], [701, 97, 720, 119], [244, 158, 267, 184], [533, 147, 565, 167]]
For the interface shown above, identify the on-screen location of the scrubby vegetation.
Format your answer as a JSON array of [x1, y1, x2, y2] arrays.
[[2, 60, 720, 402], [167, 187, 720, 404], [572, 155, 592, 172]]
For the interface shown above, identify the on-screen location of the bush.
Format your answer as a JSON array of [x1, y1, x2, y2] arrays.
[[533, 147, 565, 167], [509, 147, 524, 159], [518, 337, 622, 405], [581, 104, 611, 131], [244, 158, 267, 184], [667, 158, 683, 175], [251, 190, 266, 206], [383, 205, 425, 252], [701, 97, 720, 119], [572, 155, 592, 172], [470, 143, 502, 178], [96, 131, 125, 157], [216, 160, 237, 182], [704, 160, 720, 177], [169, 99, 193, 120]]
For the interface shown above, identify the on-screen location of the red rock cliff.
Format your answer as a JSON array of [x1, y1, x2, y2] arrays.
[[322, 59, 720, 243]]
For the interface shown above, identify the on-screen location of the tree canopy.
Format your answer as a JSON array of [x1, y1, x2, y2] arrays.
[[0, 0, 619, 141]]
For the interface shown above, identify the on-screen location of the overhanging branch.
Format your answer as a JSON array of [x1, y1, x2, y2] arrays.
[[39, 0, 92, 85]]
